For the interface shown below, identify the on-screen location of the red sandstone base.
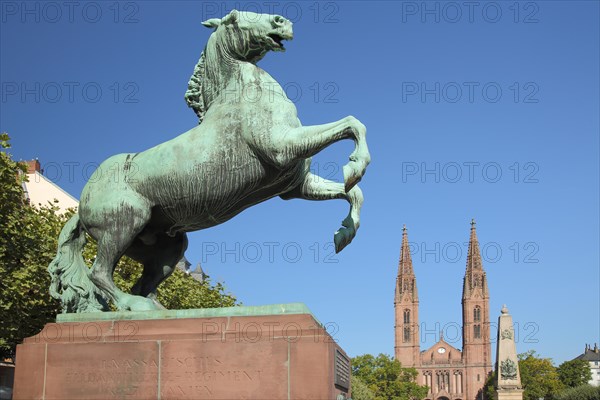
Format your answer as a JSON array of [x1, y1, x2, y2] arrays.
[[13, 311, 350, 399]]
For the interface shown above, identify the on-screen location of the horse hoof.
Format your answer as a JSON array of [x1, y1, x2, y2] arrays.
[[119, 295, 161, 312], [149, 295, 167, 310], [334, 226, 355, 253]]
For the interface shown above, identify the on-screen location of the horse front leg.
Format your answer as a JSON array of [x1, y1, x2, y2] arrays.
[[270, 116, 370, 192], [281, 171, 364, 253]]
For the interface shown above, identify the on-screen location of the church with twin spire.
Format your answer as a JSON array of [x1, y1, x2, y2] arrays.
[[394, 220, 492, 400]]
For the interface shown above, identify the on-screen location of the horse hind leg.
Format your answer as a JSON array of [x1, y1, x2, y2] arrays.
[[271, 116, 370, 193], [127, 232, 189, 308], [339, 117, 370, 193], [87, 199, 160, 311], [280, 171, 364, 253]]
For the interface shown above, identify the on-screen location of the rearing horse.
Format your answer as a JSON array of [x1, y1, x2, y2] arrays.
[[49, 10, 370, 313]]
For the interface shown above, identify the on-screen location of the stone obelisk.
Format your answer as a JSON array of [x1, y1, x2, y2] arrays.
[[494, 305, 524, 400]]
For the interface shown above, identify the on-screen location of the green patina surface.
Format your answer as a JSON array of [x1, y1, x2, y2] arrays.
[[56, 302, 317, 323], [48, 9, 369, 314]]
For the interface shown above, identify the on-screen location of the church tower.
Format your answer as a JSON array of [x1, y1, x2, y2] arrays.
[[394, 225, 420, 367], [462, 219, 493, 399]]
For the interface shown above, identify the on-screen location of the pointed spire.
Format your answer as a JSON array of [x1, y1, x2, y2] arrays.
[[396, 224, 417, 302], [398, 224, 414, 276], [466, 218, 483, 272], [463, 219, 489, 299]]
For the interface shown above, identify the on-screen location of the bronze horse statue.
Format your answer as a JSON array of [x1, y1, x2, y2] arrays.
[[49, 10, 370, 313]]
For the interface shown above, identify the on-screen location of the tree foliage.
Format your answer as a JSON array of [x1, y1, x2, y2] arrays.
[[483, 370, 497, 399], [0, 133, 237, 359], [351, 375, 375, 400], [351, 353, 428, 400], [485, 351, 568, 400], [518, 350, 564, 400], [0, 133, 64, 358], [486, 350, 569, 400], [554, 384, 600, 400], [556, 359, 592, 388]]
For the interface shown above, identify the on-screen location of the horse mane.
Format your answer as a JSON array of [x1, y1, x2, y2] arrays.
[[185, 24, 266, 124], [184, 48, 209, 124], [185, 30, 239, 124]]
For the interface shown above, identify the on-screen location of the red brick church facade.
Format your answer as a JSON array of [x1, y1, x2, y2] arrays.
[[394, 221, 492, 400]]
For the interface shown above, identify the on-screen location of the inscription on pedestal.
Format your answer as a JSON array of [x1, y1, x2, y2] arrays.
[[160, 355, 263, 399], [45, 343, 159, 399], [160, 340, 286, 399]]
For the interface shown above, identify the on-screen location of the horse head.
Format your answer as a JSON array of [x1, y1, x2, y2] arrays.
[[186, 10, 294, 121], [202, 10, 293, 63]]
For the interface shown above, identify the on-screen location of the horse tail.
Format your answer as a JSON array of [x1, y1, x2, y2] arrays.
[[48, 214, 105, 313]]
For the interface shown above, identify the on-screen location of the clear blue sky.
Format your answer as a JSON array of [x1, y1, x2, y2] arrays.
[[1, 1, 598, 365]]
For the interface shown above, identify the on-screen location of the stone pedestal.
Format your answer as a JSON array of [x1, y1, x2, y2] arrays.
[[494, 305, 523, 400], [13, 303, 350, 400], [494, 389, 525, 400]]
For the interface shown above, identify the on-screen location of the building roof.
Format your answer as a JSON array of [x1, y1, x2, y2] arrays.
[[575, 344, 600, 362], [21, 160, 78, 212], [176, 256, 207, 282]]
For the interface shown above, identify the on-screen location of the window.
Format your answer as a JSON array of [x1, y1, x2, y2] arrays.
[[474, 306, 481, 322], [403, 326, 411, 342], [404, 309, 410, 324], [474, 324, 481, 339]]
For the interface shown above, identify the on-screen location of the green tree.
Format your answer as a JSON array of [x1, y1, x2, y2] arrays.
[[554, 384, 600, 400], [518, 350, 564, 400], [351, 353, 428, 400], [0, 133, 65, 358], [556, 359, 592, 388], [0, 133, 237, 359], [483, 370, 497, 399], [351, 375, 375, 400]]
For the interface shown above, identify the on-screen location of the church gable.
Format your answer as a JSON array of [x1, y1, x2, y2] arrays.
[[420, 339, 463, 365]]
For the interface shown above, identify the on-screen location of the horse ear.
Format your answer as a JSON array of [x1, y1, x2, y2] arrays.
[[222, 9, 239, 25], [202, 18, 221, 28]]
